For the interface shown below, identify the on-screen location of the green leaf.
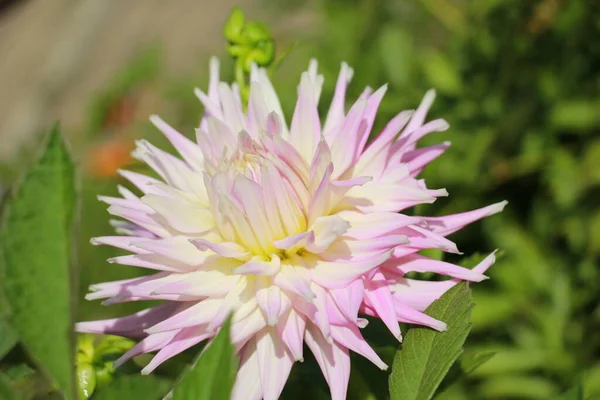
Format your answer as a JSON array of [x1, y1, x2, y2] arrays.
[[459, 351, 496, 374], [378, 25, 414, 88], [171, 317, 239, 400], [389, 282, 473, 400], [553, 382, 583, 400], [0, 318, 17, 359], [0, 126, 76, 399], [94, 376, 171, 400], [478, 375, 559, 399], [421, 50, 462, 96], [551, 100, 600, 131], [0, 373, 20, 400]]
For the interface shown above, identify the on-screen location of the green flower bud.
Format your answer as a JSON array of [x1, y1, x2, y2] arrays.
[[227, 43, 250, 58], [76, 363, 96, 400], [95, 335, 136, 357], [243, 41, 275, 70], [223, 7, 246, 42], [243, 21, 272, 43], [95, 361, 116, 387], [76, 334, 95, 364]]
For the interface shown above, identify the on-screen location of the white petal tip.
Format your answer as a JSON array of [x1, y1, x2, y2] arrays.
[[494, 200, 509, 213], [425, 88, 437, 99]]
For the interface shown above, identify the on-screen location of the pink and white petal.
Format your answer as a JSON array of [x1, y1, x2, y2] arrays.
[[402, 142, 451, 177], [107, 205, 170, 238], [384, 253, 488, 281], [356, 85, 388, 154], [107, 253, 199, 273], [152, 268, 242, 298], [422, 201, 508, 237], [323, 62, 353, 141], [232, 338, 264, 400], [98, 195, 155, 214], [231, 308, 268, 351], [142, 194, 214, 234], [117, 169, 164, 196], [339, 211, 421, 240], [273, 262, 315, 301], [288, 72, 321, 163], [114, 330, 180, 368], [328, 279, 364, 324], [276, 308, 306, 361], [132, 236, 211, 266], [250, 66, 287, 137], [390, 119, 449, 160], [305, 215, 350, 254], [145, 298, 223, 333], [75, 303, 181, 337], [256, 327, 295, 400], [90, 236, 150, 254], [329, 324, 388, 370], [364, 272, 402, 340], [402, 89, 436, 138], [344, 181, 437, 213], [149, 115, 204, 171], [190, 238, 250, 260], [234, 255, 281, 276], [141, 326, 213, 374], [394, 225, 461, 255], [352, 110, 413, 178], [393, 298, 447, 331], [109, 220, 157, 239], [330, 98, 367, 178], [390, 278, 455, 311], [310, 250, 392, 289], [217, 82, 246, 135], [304, 323, 351, 400]]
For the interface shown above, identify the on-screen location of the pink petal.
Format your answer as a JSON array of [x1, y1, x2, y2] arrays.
[[364, 272, 402, 340], [422, 201, 508, 237]]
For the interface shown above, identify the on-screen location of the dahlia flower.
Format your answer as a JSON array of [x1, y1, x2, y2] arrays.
[[77, 58, 506, 400]]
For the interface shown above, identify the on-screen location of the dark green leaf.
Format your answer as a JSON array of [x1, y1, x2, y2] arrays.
[[0, 126, 76, 399], [389, 282, 473, 400], [171, 318, 239, 400], [93, 375, 171, 400]]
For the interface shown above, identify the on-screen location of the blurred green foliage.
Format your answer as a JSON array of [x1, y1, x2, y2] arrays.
[[262, 0, 599, 398]]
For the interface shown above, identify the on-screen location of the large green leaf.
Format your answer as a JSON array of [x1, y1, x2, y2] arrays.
[[389, 282, 473, 400], [0, 126, 76, 399], [94, 376, 171, 400], [171, 318, 239, 400]]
